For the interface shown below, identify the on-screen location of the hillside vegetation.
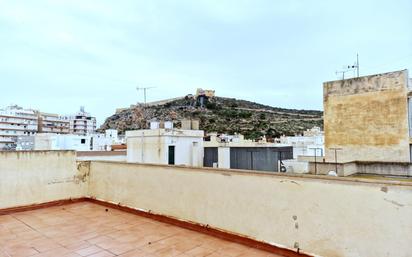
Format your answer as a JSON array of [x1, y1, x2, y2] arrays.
[[100, 96, 323, 140]]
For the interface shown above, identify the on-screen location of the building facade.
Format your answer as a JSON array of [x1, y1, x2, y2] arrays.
[[204, 146, 293, 172], [33, 134, 92, 151], [323, 69, 411, 163], [280, 127, 324, 158], [38, 112, 70, 134], [0, 105, 38, 150], [65, 107, 96, 135]]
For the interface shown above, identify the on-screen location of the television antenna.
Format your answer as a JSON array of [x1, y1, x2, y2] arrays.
[[335, 54, 360, 80], [347, 53, 359, 77], [136, 86, 156, 106]]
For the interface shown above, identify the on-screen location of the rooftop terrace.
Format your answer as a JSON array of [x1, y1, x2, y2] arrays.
[[1, 150, 411, 257], [0, 202, 280, 257]]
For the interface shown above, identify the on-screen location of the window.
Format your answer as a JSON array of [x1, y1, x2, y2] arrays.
[[81, 139, 86, 144]]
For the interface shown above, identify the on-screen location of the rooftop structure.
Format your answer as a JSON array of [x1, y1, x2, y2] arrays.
[[204, 133, 284, 148], [33, 133, 92, 151], [319, 69, 412, 176], [126, 127, 204, 167], [323, 69, 411, 164], [0, 150, 411, 257]]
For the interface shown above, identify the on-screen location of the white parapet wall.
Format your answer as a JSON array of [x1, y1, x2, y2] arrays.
[[0, 151, 89, 209], [89, 161, 412, 257]]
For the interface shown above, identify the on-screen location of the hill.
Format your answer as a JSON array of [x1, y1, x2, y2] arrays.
[[100, 95, 323, 140]]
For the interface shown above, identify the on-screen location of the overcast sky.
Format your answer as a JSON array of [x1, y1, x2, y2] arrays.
[[0, 0, 411, 125]]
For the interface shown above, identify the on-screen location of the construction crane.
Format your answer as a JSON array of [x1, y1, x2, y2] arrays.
[[136, 86, 155, 106]]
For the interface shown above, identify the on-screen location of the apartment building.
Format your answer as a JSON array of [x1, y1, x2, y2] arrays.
[[0, 105, 38, 150], [38, 112, 70, 134], [65, 107, 97, 135], [279, 126, 324, 158]]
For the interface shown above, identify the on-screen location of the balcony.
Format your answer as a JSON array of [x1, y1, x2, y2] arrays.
[[0, 124, 37, 131]]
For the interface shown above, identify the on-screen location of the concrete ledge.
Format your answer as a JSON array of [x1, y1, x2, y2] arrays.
[[90, 160, 412, 187], [308, 160, 412, 177], [76, 151, 126, 157]]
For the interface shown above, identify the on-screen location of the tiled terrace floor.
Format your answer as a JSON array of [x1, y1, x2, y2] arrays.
[[0, 202, 282, 257]]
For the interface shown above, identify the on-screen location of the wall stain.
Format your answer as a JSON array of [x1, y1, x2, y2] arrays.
[[75, 161, 90, 184], [384, 198, 404, 207]]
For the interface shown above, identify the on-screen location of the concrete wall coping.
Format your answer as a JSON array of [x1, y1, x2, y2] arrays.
[[323, 69, 407, 84], [86, 160, 412, 187], [0, 150, 76, 154], [76, 151, 126, 157]]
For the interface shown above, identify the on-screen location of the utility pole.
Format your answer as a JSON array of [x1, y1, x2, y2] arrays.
[[136, 86, 156, 129], [136, 86, 155, 106], [309, 147, 323, 175], [329, 148, 342, 175]]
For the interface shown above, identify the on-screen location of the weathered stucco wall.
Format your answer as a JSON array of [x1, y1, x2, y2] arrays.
[[88, 161, 412, 257], [323, 70, 410, 163], [0, 151, 88, 209], [1, 151, 411, 257]]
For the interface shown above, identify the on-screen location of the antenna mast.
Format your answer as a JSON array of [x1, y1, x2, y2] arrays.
[[347, 54, 359, 78], [335, 54, 360, 80], [136, 86, 156, 106]]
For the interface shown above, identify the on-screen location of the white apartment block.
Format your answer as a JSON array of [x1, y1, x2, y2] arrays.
[[0, 105, 97, 150], [0, 105, 38, 150], [64, 107, 97, 135], [38, 112, 70, 134], [279, 126, 325, 158]]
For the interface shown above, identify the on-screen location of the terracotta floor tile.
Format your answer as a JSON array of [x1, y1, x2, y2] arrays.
[[75, 245, 103, 256], [105, 242, 138, 255], [117, 248, 149, 257], [3, 245, 39, 257], [86, 250, 116, 257], [31, 246, 72, 257], [64, 241, 93, 251], [170, 241, 200, 253], [183, 246, 217, 256], [94, 238, 123, 250], [154, 246, 184, 257], [0, 203, 284, 257], [204, 253, 231, 257], [63, 253, 83, 257], [29, 238, 61, 253], [87, 236, 112, 245]]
